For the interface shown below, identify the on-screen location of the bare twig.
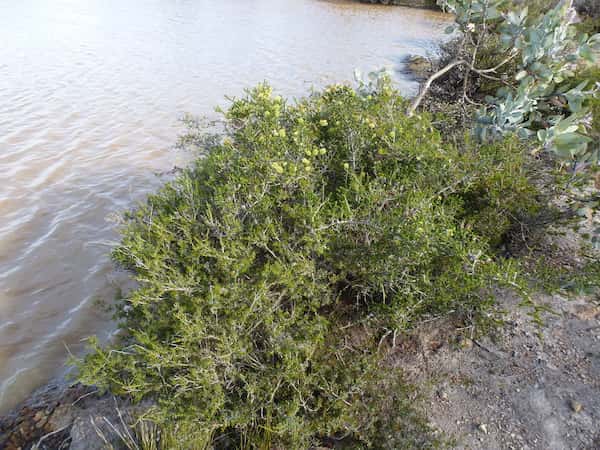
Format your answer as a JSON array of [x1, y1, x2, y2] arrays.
[[32, 425, 71, 450], [407, 59, 468, 116], [71, 388, 99, 406], [475, 52, 518, 74], [407, 41, 520, 117]]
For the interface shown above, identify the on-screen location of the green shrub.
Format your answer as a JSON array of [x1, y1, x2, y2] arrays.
[[576, 16, 600, 35], [567, 66, 600, 143], [76, 79, 542, 448]]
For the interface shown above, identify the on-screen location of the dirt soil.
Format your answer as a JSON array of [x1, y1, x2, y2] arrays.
[[393, 291, 600, 450]]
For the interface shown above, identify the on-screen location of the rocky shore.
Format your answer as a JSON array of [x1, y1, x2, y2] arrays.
[[0, 381, 154, 450]]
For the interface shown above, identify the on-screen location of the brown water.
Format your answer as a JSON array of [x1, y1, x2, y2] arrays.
[[0, 0, 449, 413]]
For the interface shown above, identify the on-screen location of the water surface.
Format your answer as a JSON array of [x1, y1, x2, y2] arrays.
[[0, 0, 449, 413]]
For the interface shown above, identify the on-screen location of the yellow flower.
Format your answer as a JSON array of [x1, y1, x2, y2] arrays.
[[319, 119, 328, 127], [271, 162, 284, 174]]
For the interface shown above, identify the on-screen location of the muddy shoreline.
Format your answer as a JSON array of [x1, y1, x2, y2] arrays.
[[3, 289, 599, 449]]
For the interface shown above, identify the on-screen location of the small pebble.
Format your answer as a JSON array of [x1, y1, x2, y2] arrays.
[[458, 337, 473, 350], [570, 400, 583, 413]]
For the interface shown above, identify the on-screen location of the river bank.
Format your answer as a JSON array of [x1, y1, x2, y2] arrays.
[[2, 2, 599, 449], [0, 0, 451, 418], [3, 287, 600, 449], [3, 113, 599, 450]]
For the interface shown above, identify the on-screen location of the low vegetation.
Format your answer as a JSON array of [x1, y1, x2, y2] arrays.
[[422, 0, 600, 249], [74, 1, 600, 448], [76, 78, 551, 448], [416, 0, 600, 162]]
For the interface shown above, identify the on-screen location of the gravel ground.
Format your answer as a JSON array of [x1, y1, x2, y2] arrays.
[[392, 291, 600, 450]]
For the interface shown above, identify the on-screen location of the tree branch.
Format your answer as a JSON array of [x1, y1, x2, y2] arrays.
[[474, 51, 518, 74], [407, 59, 467, 117], [407, 50, 520, 117]]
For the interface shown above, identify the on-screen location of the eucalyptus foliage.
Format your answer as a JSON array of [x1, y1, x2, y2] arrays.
[[437, 0, 600, 163], [77, 79, 542, 448]]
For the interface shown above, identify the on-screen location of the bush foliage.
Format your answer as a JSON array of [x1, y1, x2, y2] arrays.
[[424, 0, 600, 163], [77, 79, 543, 448]]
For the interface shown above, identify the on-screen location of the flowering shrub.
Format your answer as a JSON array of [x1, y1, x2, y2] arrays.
[[77, 79, 543, 448]]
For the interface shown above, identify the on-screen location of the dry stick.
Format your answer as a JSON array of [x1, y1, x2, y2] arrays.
[[407, 59, 467, 117], [407, 48, 520, 117], [463, 20, 478, 103], [465, 6, 492, 102], [71, 388, 99, 406], [32, 425, 71, 450], [477, 51, 518, 74]]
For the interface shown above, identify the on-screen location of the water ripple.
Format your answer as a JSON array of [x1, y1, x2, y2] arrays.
[[0, 0, 450, 413]]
